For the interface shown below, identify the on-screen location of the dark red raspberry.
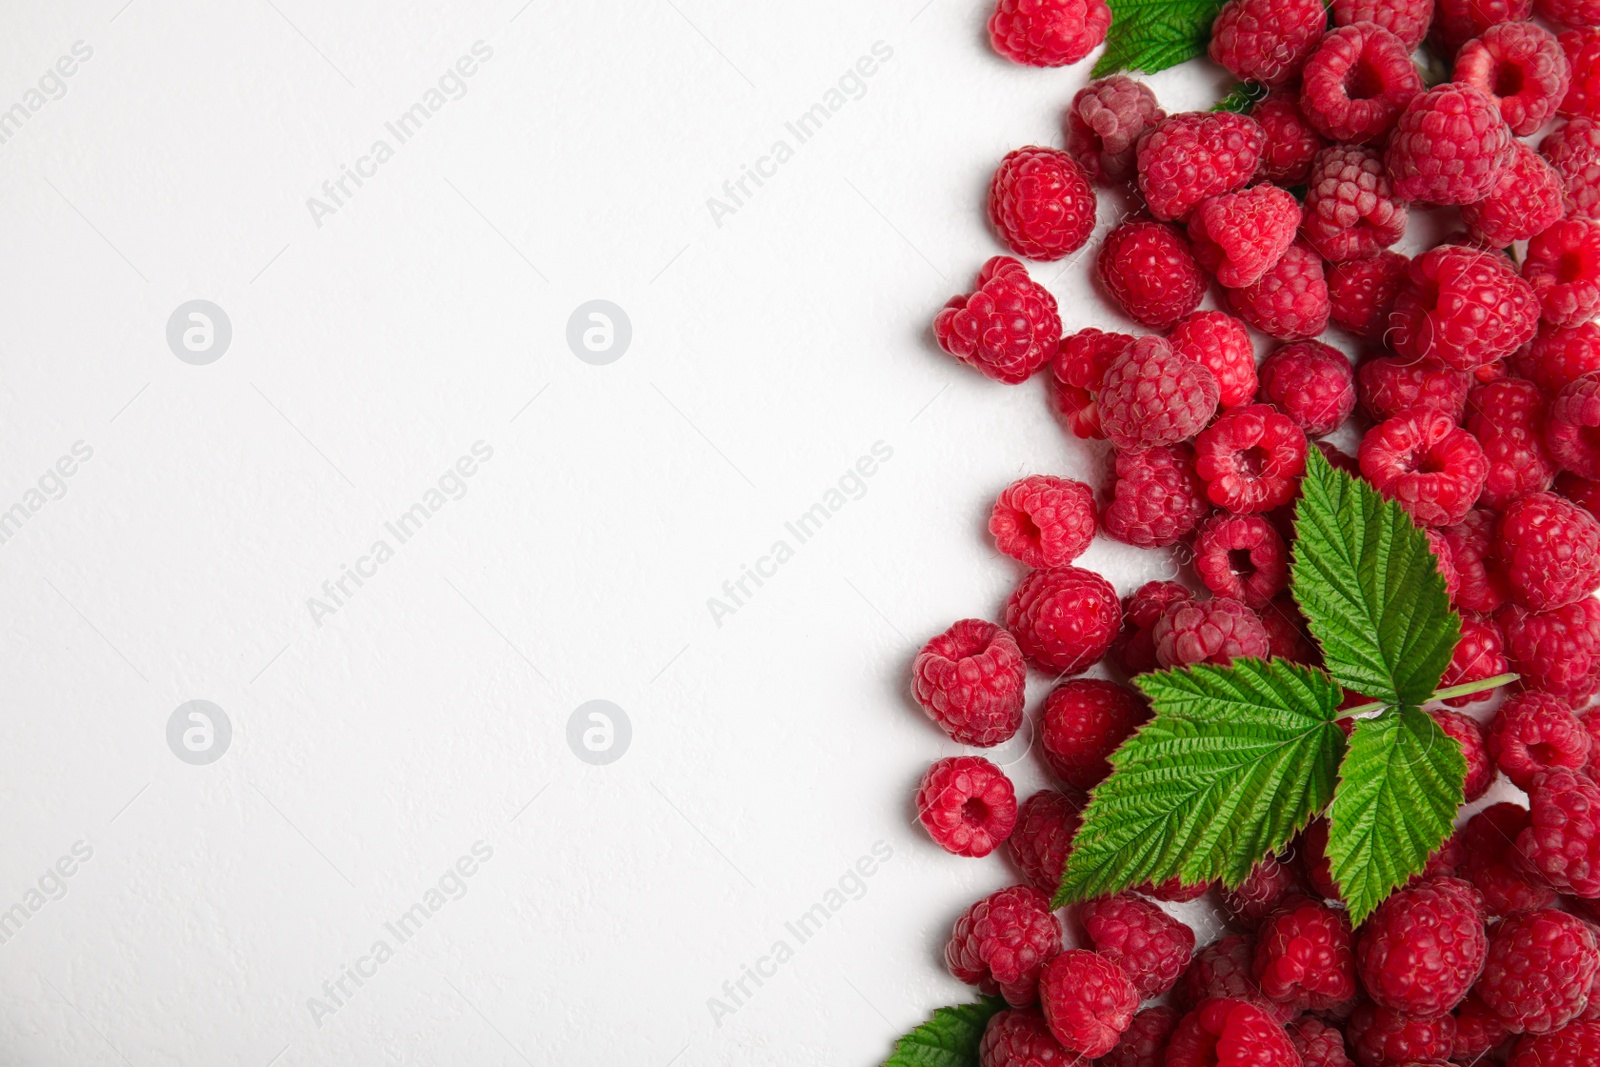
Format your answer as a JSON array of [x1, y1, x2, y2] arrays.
[[1332, 0, 1433, 49], [1437, 622, 1508, 717], [1550, 373, 1600, 479], [1459, 140, 1568, 249], [1113, 581, 1193, 677], [1007, 789, 1081, 893], [1301, 145, 1408, 263], [1039, 678, 1148, 790], [1050, 327, 1133, 439], [1181, 935, 1293, 1022], [1441, 507, 1512, 614], [1288, 1015, 1357, 1067], [1526, 219, 1600, 330], [1188, 185, 1300, 289], [1521, 767, 1600, 898], [1489, 691, 1592, 790], [1259, 594, 1316, 664], [1103, 443, 1211, 548], [1358, 410, 1488, 527], [1385, 83, 1515, 205], [1005, 566, 1121, 674], [1318, 439, 1362, 477], [1455, 992, 1513, 1062], [1039, 949, 1139, 1056], [1193, 513, 1289, 609], [947, 885, 1063, 1006], [989, 476, 1097, 570], [1258, 340, 1356, 437], [1561, 28, 1600, 118], [1169, 310, 1257, 408], [1096, 219, 1207, 330], [1253, 92, 1328, 185], [1166, 998, 1301, 1067], [1347, 1002, 1456, 1066], [1223, 241, 1331, 342], [1498, 597, 1600, 702], [1098, 1006, 1179, 1067], [1518, 321, 1600, 395], [1358, 354, 1468, 424], [1208, 0, 1326, 85], [1081, 892, 1196, 999], [1388, 246, 1540, 372], [1154, 597, 1271, 669], [1455, 22, 1572, 136], [1467, 379, 1559, 510], [1253, 900, 1357, 1014], [1498, 492, 1600, 611], [1357, 877, 1488, 1018], [1222, 855, 1307, 930], [1296, 818, 1341, 900], [912, 619, 1029, 746], [1066, 76, 1166, 185], [1300, 23, 1423, 144], [978, 1008, 1071, 1067], [988, 0, 1111, 66], [1194, 403, 1308, 515], [935, 256, 1062, 384], [1329, 251, 1409, 343], [1136, 111, 1265, 223], [1561, 468, 1600, 516], [918, 756, 1018, 857], [1477, 908, 1600, 1034], [1464, 802, 1562, 916], [989, 147, 1097, 261], [1542, 116, 1600, 222], [1510, 1021, 1600, 1067], [1098, 336, 1219, 450]]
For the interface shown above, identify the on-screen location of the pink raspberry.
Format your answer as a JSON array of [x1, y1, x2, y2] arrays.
[[1039, 678, 1148, 790], [1357, 354, 1469, 423], [1066, 76, 1166, 185], [1549, 372, 1600, 479], [1187, 184, 1300, 288], [1181, 935, 1293, 1023], [1259, 594, 1316, 663], [1193, 513, 1289, 608], [1464, 802, 1562, 916], [917, 756, 1018, 857], [947, 885, 1063, 1006], [1223, 241, 1331, 342], [1082, 892, 1196, 999], [1442, 507, 1512, 613], [1386, 83, 1515, 205], [1098, 1006, 1179, 1067], [1455, 992, 1514, 1061], [1509, 1021, 1600, 1067], [1221, 855, 1307, 929], [1455, 22, 1572, 136], [1096, 220, 1207, 330], [1098, 336, 1220, 450], [1388, 245, 1540, 372], [1049, 327, 1133, 439], [1438, 621, 1509, 718], [1467, 378, 1558, 510], [1288, 1015, 1358, 1067], [1301, 144, 1409, 263], [1253, 92, 1328, 185], [1300, 23, 1423, 144], [1007, 789, 1081, 893], [1154, 597, 1270, 669], [1257, 340, 1356, 436], [1459, 140, 1568, 249], [1039, 949, 1139, 1056], [1103, 443, 1210, 547], [988, 0, 1111, 66], [1433, 0, 1533, 54], [1194, 403, 1308, 514], [1526, 219, 1600, 330], [989, 147, 1097, 261], [912, 619, 1029, 747], [989, 476, 1097, 570], [1560, 468, 1600, 515], [1004, 566, 1121, 674], [1166, 998, 1301, 1067], [1478, 908, 1600, 1034], [1253, 901, 1358, 1014], [1518, 768, 1600, 898], [1561, 28, 1600, 118], [1517, 321, 1600, 394], [935, 256, 1062, 384], [1328, 251, 1409, 343], [1498, 597, 1600, 702], [1358, 409, 1488, 527], [1208, 0, 1327, 85], [1357, 877, 1489, 1018], [1542, 116, 1600, 221], [978, 1008, 1071, 1066], [1347, 1002, 1457, 1066], [1168, 310, 1257, 408], [1332, 0, 1434, 49], [1113, 581, 1193, 676], [1498, 492, 1600, 611], [1136, 111, 1265, 223]]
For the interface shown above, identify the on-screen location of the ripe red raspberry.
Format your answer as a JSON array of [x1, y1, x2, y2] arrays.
[[1434, 0, 1534, 53], [989, 476, 1097, 570], [1187, 184, 1300, 288], [1154, 597, 1271, 669], [1066, 76, 1166, 185], [1329, 251, 1409, 343], [1300, 24, 1423, 143], [1427, 527, 1463, 601], [1288, 1015, 1357, 1067], [1008, 789, 1081, 892], [1549, 373, 1600, 479], [1510, 1021, 1600, 1067], [1455, 992, 1513, 1062], [1223, 241, 1331, 342], [1357, 355, 1468, 424], [1478, 908, 1600, 1034], [1258, 340, 1356, 436], [1039, 949, 1139, 1056], [1259, 594, 1316, 664], [1498, 492, 1600, 611], [1050, 327, 1133, 439], [1357, 877, 1488, 1018], [1167, 998, 1302, 1067], [1193, 404, 1308, 515], [935, 256, 1062, 384], [1253, 900, 1358, 1014], [912, 619, 1029, 747], [1388, 246, 1540, 372], [988, 0, 1111, 66], [978, 1008, 1071, 1067], [1560, 469, 1600, 517], [1455, 22, 1572, 136], [1301, 145, 1409, 263], [1467, 379, 1558, 510], [1221, 855, 1307, 929], [1526, 219, 1600, 330], [1169, 311, 1257, 408], [1136, 111, 1265, 223], [1193, 513, 1289, 609], [1332, 0, 1433, 49], [1113, 581, 1194, 676], [1441, 507, 1512, 614], [1181, 935, 1294, 1023], [947, 885, 1063, 1006], [1498, 597, 1600, 702], [1295, 818, 1341, 901], [1082, 892, 1197, 999], [1253, 93, 1328, 185], [1103, 443, 1210, 548], [1464, 802, 1562, 916], [989, 147, 1097, 261], [1208, 0, 1327, 85], [1098, 1006, 1179, 1067], [1517, 768, 1600, 898], [1005, 566, 1121, 674], [917, 756, 1018, 857], [1459, 140, 1568, 249], [1518, 321, 1600, 395], [1542, 117, 1600, 222], [1437, 622, 1508, 718], [1096, 220, 1206, 329], [1347, 1002, 1457, 1066], [1561, 29, 1600, 119], [1039, 678, 1149, 790], [1358, 410, 1488, 527], [1437, 706, 1495, 800], [1098, 336, 1220, 450], [1385, 84, 1515, 205]]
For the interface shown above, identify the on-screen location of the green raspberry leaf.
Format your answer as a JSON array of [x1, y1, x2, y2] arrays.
[[1291, 446, 1461, 707], [1091, 0, 1227, 76], [882, 996, 1006, 1067], [1213, 83, 1267, 113], [1054, 658, 1346, 907], [1326, 705, 1467, 924]]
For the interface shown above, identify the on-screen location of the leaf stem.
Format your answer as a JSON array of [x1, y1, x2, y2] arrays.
[[1336, 673, 1519, 719]]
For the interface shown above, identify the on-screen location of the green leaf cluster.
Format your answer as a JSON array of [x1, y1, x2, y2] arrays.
[[883, 997, 1006, 1067]]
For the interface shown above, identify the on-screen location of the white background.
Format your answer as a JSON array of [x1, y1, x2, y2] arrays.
[[0, 2, 1483, 1065]]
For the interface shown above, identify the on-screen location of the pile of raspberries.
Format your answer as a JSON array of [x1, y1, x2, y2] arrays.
[[912, 0, 1600, 1063]]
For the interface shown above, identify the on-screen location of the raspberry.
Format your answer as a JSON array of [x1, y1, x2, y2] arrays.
[[1007, 789, 1081, 893], [1347, 1002, 1456, 1066], [1318, 439, 1362, 477], [918, 756, 1018, 857], [1099, 1006, 1180, 1067], [1253, 900, 1358, 1014], [935, 256, 1063, 384], [1526, 219, 1600, 330], [1259, 594, 1316, 663], [1437, 703, 1495, 796], [1169, 311, 1257, 408], [1301, 145, 1409, 263], [988, 0, 1111, 66], [1288, 1015, 1357, 1067], [1519, 768, 1600, 899], [1477, 908, 1600, 1034], [1187, 185, 1300, 289], [1429, 528, 1464, 604], [1357, 355, 1468, 424], [1542, 117, 1600, 222], [1498, 492, 1600, 611], [1155, 597, 1272, 669], [1510, 1021, 1600, 1067], [978, 1008, 1071, 1067], [1050, 327, 1134, 439], [1441, 507, 1512, 613], [1136, 111, 1265, 223], [1005, 566, 1121, 674], [1114, 581, 1194, 676], [1358, 410, 1488, 527], [1039, 949, 1139, 1056], [1455, 992, 1514, 1061], [1328, 251, 1409, 343], [1096, 220, 1207, 330], [1223, 241, 1331, 342], [1550, 373, 1600, 479], [1296, 818, 1341, 901], [1098, 336, 1220, 450], [1489, 691, 1592, 790], [1039, 678, 1149, 790], [1166, 998, 1302, 1067], [1386, 83, 1515, 205], [1464, 802, 1562, 916], [1258, 340, 1356, 437], [1518, 322, 1600, 395], [1433, 0, 1533, 53], [948, 885, 1063, 1006], [1332, 0, 1434, 49], [1300, 24, 1423, 144], [1221, 855, 1307, 929], [1103, 443, 1211, 547], [989, 476, 1097, 570], [1561, 28, 1600, 118], [1357, 877, 1489, 1018], [1387, 246, 1540, 372], [1437, 621, 1508, 718], [1253, 92, 1328, 185], [1081, 892, 1196, 999], [1560, 468, 1600, 515], [1182, 936, 1294, 1023], [1139, 875, 1213, 902], [1498, 597, 1600, 702], [1193, 403, 1309, 515], [912, 619, 1029, 747], [1193, 513, 1289, 609], [1066, 76, 1166, 186], [989, 147, 1097, 261], [1459, 140, 1568, 249], [1455, 22, 1572, 136], [1208, 0, 1327, 85], [1468, 378, 1558, 510]]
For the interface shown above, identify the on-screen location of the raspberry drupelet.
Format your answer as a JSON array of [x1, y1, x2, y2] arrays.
[[911, 619, 1028, 746]]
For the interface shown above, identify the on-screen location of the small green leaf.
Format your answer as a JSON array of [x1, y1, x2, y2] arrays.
[[883, 996, 1006, 1067], [1326, 705, 1466, 924], [1054, 658, 1346, 907], [1091, 0, 1227, 76], [1291, 446, 1461, 707], [1213, 83, 1267, 113]]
